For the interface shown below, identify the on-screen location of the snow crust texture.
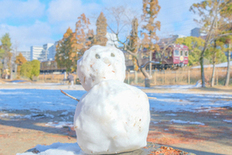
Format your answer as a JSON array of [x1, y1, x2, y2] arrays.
[[16, 142, 83, 155], [77, 45, 126, 91], [74, 80, 150, 154]]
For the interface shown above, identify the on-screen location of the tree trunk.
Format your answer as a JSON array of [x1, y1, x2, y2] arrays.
[[211, 41, 216, 87], [225, 44, 231, 86], [141, 67, 152, 87], [200, 56, 206, 87], [211, 60, 216, 87], [149, 50, 152, 77]]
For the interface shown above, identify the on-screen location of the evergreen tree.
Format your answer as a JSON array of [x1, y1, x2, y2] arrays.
[[95, 12, 108, 46], [55, 27, 78, 72], [0, 33, 12, 78], [15, 52, 27, 77]]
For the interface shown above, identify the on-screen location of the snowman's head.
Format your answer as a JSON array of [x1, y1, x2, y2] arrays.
[[77, 45, 126, 91]]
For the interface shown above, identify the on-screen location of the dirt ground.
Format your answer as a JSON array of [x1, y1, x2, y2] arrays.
[[0, 83, 232, 155]]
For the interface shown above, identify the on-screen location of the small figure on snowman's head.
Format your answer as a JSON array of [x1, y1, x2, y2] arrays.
[[74, 45, 150, 154]]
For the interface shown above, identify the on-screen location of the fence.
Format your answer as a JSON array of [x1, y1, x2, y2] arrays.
[[37, 73, 78, 84], [124, 68, 232, 86], [37, 67, 232, 86]]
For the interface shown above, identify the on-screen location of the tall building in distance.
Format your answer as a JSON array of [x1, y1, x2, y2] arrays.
[[191, 28, 201, 37], [41, 43, 56, 61], [30, 46, 43, 61], [30, 43, 56, 61], [18, 51, 31, 61]]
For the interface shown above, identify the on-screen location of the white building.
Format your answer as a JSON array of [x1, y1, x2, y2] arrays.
[[41, 43, 56, 61], [30, 43, 56, 61], [18, 51, 30, 61], [106, 32, 119, 47], [30, 46, 43, 61]]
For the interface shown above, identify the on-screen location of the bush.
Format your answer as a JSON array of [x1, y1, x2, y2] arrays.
[[20, 60, 40, 80]]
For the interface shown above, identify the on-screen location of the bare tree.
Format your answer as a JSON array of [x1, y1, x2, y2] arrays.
[[190, 0, 232, 87], [105, 5, 176, 87]]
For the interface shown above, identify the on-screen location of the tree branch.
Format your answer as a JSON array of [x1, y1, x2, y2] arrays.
[[60, 90, 80, 102], [210, 33, 232, 43], [140, 61, 159, 69]]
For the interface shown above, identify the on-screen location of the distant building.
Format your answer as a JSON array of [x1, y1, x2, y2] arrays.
[[106, 33, 119, 47], [159, 34, 186, 45], [41, 43, 56, 61], [30, 46, 43, 61], [191, 28, 201, 37], [17, 51, 30, 61], [30, 43, 56, 61]]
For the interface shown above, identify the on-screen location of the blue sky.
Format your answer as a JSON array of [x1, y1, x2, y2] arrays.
[[0, 0, 202, 51]]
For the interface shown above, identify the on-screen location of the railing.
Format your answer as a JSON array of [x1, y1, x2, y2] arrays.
[[37, 67, 232, 86]]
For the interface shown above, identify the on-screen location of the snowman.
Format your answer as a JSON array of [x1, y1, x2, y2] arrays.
[[74, 45, 150, 154]]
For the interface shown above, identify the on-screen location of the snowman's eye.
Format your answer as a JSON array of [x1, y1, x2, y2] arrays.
[[95, 54, 100, 59], [111, 53, 115, 57]]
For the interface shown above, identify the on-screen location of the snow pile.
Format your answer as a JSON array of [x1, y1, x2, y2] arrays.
[[153, 81, 202, 89], [16, 142, 83, 155], [192, 61, 232, 69], [45, 121, 73, 128], [74, 80, 150, 154], [170, 119, 205, 125], [77, 45, 126, 91]]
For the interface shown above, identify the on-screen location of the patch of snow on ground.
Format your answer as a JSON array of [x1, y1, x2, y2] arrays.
[[0, 89, 85, 112], [60, 111, 69, 115], [0, 89, 232, 113], [16, 142, 83, 155], [165, 114, 177, 116], [223, 120, 232, 123], [152, 121, 159, 124], [170, 119, 205, 125], [148, 93, 232, 112], [45, 121, 74, 128], [0, 113, 54, 120]]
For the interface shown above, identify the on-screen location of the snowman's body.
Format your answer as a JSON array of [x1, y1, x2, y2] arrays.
[[74, 45, 150, 154]]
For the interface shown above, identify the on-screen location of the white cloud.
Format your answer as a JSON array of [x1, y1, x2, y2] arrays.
[[0, 0, 45, 20], [47, 0, 101, 24], [0, 0, 205, 52], [0, 21, 53, 51], [47, 0, 82, 23], [46, 0, 101, 42], [157, 0, 203, 37]]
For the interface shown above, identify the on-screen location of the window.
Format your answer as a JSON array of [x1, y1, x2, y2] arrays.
[[181, 51, 183, 56], [185, 51, 188, 56], [155, 52, 161, 58], [169, 49, 173, 57], [164, 50, 168, 57], [174, 50, 179, 56]]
